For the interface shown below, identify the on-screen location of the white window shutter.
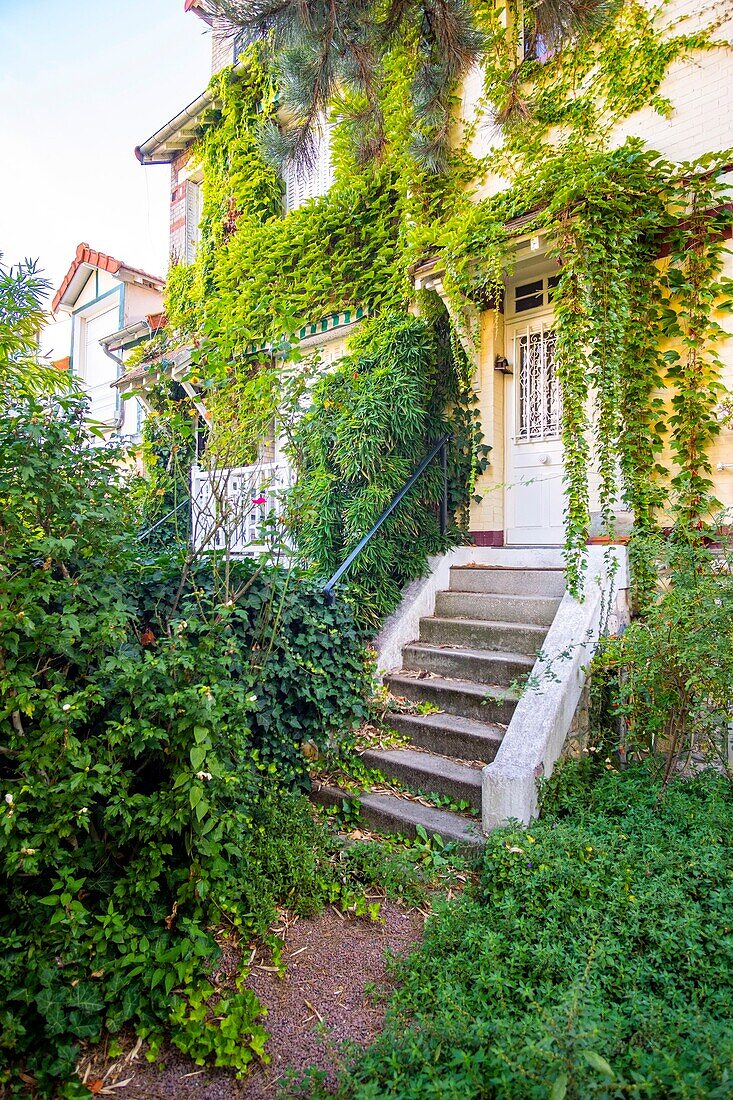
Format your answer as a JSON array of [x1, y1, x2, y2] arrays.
[[283, 119, 334, 212], [185, 181, 202, 265]]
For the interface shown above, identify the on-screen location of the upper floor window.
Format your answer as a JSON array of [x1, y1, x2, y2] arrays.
[[522, 27, 551, 62], [283, 122, 334, 212], [515, 0, 555, 65], [76, 304, 120, 425]]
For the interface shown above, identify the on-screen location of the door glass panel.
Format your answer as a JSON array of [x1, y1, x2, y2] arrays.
[[517, 326, 561, 441]]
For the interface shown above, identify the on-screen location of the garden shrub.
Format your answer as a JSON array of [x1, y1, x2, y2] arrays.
[[600, 532, 733, 780], [137, 551, 374, 783], [320, 764, 733, 1099], [0, 391, 373, 1094]]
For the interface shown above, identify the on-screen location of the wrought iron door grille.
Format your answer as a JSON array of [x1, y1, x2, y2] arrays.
[[517, 326, 561, 441]]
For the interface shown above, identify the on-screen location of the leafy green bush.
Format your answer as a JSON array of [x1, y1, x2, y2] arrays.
[[0, 391, 373, 1094], [321, 765, 733, 1099], [601, 534, 733, 778], [138, 551, 374, 783], [289, 313, 486, 627]]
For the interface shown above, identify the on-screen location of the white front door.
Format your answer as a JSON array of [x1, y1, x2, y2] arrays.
[[505, 318, 564, 545]]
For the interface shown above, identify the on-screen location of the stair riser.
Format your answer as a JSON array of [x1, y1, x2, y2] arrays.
[[403, 645, 531, 686], [310, 786, 485, 850], [435, 590, 559, 626], [420, 617, 545, 657], [387, 677, 517, 724], [450, 567, 566, 598], [361, 749, 482, 810], [386, 713, 503, 762]]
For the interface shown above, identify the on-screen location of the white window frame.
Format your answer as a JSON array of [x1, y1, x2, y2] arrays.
[[507, 271, 560, 321], [184, 176, 203, 266]]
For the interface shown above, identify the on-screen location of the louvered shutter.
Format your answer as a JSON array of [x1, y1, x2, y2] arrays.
[[283, 120, 335, 212], [185, 181, 202, 265]]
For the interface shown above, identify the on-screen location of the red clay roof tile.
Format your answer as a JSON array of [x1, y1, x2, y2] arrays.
[[52, 243, 164, 313]]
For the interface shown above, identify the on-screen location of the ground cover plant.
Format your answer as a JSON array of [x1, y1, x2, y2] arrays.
[[0, 381, 379, 1095], [310, 762, 733, 1100]]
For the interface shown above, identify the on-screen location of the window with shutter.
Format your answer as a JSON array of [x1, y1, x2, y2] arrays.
[[185, 180, 202, 265], [283, 121, 335, 212]]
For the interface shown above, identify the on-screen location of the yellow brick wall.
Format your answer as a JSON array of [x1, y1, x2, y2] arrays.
[[464, 1, 733, 186]]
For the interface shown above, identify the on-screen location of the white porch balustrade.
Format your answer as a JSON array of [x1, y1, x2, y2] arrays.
[[190, 461, 293, 556]]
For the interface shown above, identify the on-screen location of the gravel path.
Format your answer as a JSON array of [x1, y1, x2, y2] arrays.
[[77, 902, 424, 1099]]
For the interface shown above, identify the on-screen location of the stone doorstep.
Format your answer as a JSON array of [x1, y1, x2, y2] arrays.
[[360, 746, 483, 810], [311, 784, 486, 850], [385, 710, 505, 763], [449, 566, 567, 598], [456, 565, 566, 570]]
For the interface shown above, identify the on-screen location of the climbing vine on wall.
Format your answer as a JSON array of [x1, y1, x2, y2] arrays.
[[420, 0, 733, 593], [661, 159, 733, 526]]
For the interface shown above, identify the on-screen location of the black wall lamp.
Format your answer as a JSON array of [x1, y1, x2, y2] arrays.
[[494, 355, 512, 375]]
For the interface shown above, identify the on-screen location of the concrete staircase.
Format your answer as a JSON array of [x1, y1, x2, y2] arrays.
[[313, 560, 566, 849]]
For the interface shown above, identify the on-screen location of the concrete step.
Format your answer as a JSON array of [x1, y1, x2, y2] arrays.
[[311, 784, 485, 850], [386, 710, 504, 762], [387, 672, 519, 724], [420, 616, 547, 657], [403, 642, 533, 686], [435, 590, 560, 626], [450, 565, 566, 598], [360, 747, 483, 810]]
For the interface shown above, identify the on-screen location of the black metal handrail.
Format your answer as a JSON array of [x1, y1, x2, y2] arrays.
[[137, 497, 189, 542], [323, 432, 451, 605]]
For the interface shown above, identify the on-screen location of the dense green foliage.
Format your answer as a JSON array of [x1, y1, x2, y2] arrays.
[[166, 48, 408, 363], [211, 0, 612, 173], [316, 764, 733, 1100], [141, 552, 373, 781], [0, 258, 62, 395], [0, 390, 373, 1093], [290, 314, 487, 626]]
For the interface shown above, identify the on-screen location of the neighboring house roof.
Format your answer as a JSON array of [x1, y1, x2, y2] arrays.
[[184, 0, 214, 23], [53, 243, 165, 313]]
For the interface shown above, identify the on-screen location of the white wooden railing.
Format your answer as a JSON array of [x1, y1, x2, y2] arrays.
[[190, 461, 293, 556]]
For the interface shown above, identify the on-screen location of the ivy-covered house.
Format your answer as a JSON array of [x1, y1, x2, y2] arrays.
[[129, 0, 733, 556], [122, 0, 733, 831]]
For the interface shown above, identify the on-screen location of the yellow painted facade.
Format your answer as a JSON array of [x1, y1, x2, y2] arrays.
[[444, 0, 733, 543]]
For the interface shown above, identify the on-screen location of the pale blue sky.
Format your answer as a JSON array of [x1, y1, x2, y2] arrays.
[[0, 0, 211, 355]]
